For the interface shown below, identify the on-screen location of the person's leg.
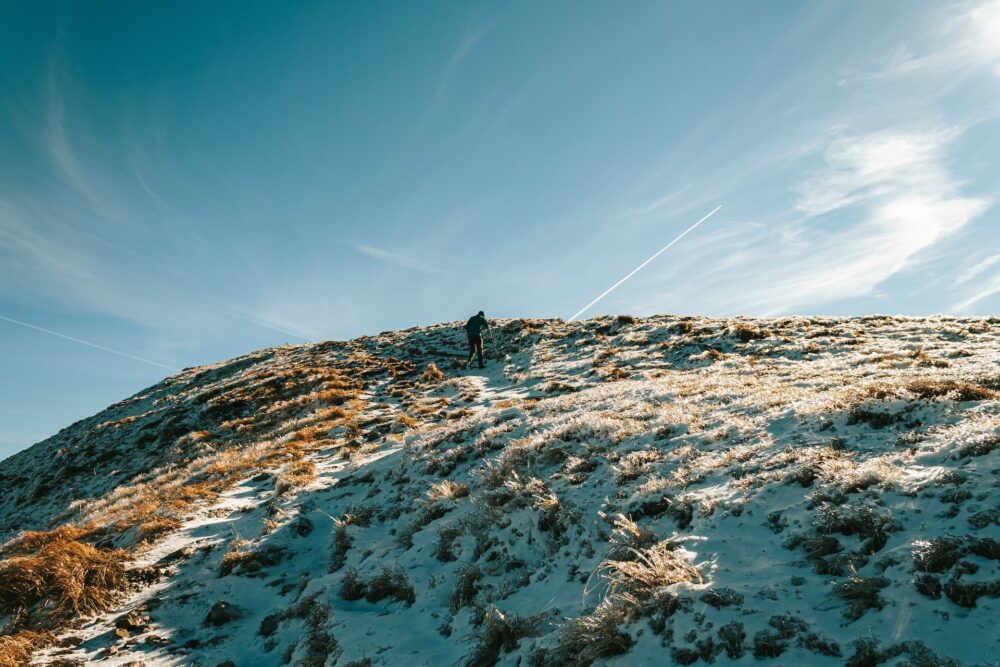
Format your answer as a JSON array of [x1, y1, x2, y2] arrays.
[[476, 336, 484, 368], [467, 336, 476, 367]]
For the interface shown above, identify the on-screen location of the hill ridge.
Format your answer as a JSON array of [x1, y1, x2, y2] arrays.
[[1, 315, 998, 666]]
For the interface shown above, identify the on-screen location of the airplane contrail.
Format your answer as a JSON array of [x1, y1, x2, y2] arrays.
[[568, 204, 722, 322], [0, 314, 178, 372]]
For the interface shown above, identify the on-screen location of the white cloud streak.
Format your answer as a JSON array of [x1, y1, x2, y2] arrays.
[[351, 242, 443, 275], [0, 314, 177, 372], [568, 206, 722, 321]]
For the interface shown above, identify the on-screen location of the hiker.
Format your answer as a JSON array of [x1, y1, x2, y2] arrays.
[[465, 310, 490, 369]]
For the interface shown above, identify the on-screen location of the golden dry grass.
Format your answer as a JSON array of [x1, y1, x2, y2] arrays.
[[422, 362, 446, 382], [0, 630, 52, 667], [603, 539, 703, 603], [1, 522, 101, 557], [0, 536, 128, 624], [852, 379, 998, 404], [276, 459, 318, 496], [427, 480, 470, 502]]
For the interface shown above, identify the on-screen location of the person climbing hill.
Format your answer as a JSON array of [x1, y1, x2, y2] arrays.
[[465, 311, 490, 369]]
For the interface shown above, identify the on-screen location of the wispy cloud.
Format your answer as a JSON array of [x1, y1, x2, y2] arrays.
[[951, 252, 1000, 311], [451, 23, 493, 67], [764, 125, 988, 311], [351, 242, 443, 275], [432, 22, 495, 106], [953, 253, 1000, 286], [952, 274, 1000, 311], [844, 0, 1000, 82], [621, 3, 998, 317], [630, 124, 991, 316]]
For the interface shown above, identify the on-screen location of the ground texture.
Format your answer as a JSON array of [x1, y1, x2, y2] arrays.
[[1, 315, 998, 666]]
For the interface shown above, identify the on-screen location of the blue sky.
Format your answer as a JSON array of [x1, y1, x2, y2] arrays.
[[2, 1, 999, 459]]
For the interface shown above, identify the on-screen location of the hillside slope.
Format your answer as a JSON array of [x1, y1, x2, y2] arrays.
[[2, 315, 999, 667]]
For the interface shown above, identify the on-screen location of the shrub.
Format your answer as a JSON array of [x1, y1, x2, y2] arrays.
[[956, 432, 1000, 458], [815, 503, 899, 554], [607, 514, 656, 560]]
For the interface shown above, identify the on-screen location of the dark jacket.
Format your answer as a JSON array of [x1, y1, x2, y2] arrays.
[[465, 314, 489, 337]]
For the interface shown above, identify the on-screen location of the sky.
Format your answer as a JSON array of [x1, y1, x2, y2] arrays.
[[2, 1, 999, 459]]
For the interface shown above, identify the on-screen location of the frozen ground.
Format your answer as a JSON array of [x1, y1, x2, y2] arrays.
[[1, 315, 998, 666]]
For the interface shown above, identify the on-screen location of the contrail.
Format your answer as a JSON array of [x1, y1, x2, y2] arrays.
[[0, 314, 178, 372], [568, 205, 722, 322]]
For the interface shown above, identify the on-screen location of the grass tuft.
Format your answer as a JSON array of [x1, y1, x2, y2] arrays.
[[0, 537, 128, 624]]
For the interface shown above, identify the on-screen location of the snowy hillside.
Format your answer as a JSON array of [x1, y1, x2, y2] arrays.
[[1, 315, 999, 667]]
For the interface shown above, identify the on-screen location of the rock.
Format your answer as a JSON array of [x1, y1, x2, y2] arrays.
[[205, 600, 243, 626], [157, 545, 197, 565], [113, 627, 131, 641], [216, 662, 237, 667], [127, 565, 163, 584], [55, 635, 84, 647], [115, 611, 151, 632]]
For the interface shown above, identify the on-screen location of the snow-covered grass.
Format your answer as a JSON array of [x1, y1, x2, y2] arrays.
[[1, 314, 998, 666]]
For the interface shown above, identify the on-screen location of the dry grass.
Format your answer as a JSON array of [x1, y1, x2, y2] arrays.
[[547, 599, 633, 665], [603, 539, 702, 603], [0, 346, 379, 662], [853, 379, 998, 404], [607, 514, 657, 559], [428, 480, 470, 502], [276, 459, 318, 496], [464, 606, 542, 667], [0, 630, 52, 667], [731, 323, 768, 342], [0, 536, 128, 624], [834, 570, 889, 621], [364, 565, 416, 605], [450, 564, 481, 613], [1, 523, 100, 557], [614, 450, 664, 483], [219, 542, 287, 577], [422, 362, 446, 382], [329, 522, 352, 572]]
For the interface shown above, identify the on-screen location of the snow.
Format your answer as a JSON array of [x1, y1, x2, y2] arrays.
[[2, 314, 999, 666]]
